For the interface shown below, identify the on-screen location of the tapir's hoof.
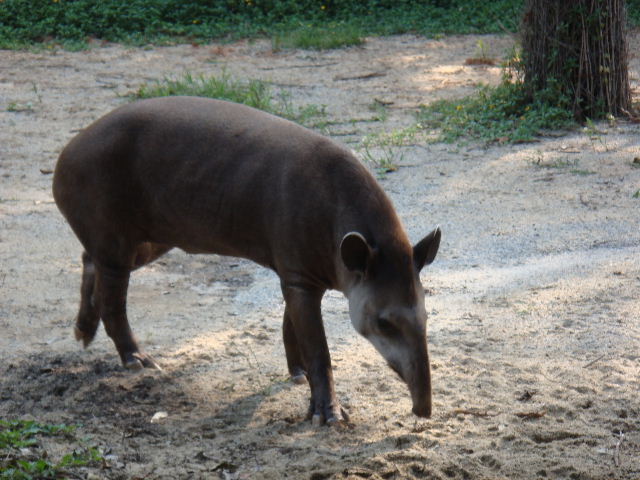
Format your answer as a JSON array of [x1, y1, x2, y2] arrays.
[[308, 403, 349, 426], [74, 326, 94, 349], [412, 404, 432, 418], [124, 352, 163, 371], [290, 367, 307, 385], [311, 410, 349, 427], [291, 374, 307, 385]]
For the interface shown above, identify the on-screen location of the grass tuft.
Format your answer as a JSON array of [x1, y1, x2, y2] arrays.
[[131, 72, 326, 126], [272, 23, 364, 51], [133, 71, 274, 111], [416, 80, 576, 144]]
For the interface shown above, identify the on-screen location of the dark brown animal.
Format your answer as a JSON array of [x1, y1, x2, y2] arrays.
[[52, 96, 441, 425]]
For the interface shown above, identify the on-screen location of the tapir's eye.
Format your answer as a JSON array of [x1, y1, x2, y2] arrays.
[[377, 317, 399, 337]]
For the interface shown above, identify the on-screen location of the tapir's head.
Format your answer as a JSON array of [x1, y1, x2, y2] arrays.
[[341, 227, 441, 418]]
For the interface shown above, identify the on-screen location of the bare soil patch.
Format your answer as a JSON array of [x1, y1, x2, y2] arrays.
[[1, 33, 639, 479]]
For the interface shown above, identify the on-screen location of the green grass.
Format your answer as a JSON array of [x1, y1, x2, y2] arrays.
[[360, 144, 400, 176], [6, 102, 34, 113], [416, 80, 576, 145], [367, 100, 390, 122], [362, 125, 421, 148], [357, 123, 433, 175], [0, 0, 638, 49], [528, 154, 596, 175], [272, 22, 364, 50], [0, 420, 102, 480], [0, 0, 526, 49], [133, 72, 275, 111], [358, 126, 425, 176], [131, 71, 326, 126]]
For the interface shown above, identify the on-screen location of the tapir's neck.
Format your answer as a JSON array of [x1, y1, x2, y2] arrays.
[[331, 157, 411, 294]]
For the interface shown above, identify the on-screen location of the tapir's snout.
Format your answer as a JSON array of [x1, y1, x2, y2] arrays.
[[412, 405, 431, 418], [366, 325, 433, 419], [412, 395, 432, 418], [408, 346, 432, 418], [385, 345, 432, 418]]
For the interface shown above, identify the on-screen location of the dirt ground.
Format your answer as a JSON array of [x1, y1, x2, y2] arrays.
[[1, 33, 639, 479]]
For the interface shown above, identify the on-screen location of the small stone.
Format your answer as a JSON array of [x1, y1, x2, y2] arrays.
[[150, 411, 168, 423]]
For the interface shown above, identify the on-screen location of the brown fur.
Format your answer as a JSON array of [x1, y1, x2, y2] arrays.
[[53, 97, 440, 424]]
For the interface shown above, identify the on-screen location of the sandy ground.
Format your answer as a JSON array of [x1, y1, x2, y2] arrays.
[[1, 33, 639, 479]]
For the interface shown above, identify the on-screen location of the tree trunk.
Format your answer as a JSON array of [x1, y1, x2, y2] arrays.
[[521, 0, 633, 120]]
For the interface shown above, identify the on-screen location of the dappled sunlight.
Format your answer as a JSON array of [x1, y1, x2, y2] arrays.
[[399, 63, 503, 102], [426, 242, 640, 365], [373, 35, 511, 104], [2, 28, 640, 480], [169, 329, 236, 359], [433, 245, 640, 298]]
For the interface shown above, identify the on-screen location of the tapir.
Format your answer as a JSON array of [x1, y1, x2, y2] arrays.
[[52, 96, 441, 425]]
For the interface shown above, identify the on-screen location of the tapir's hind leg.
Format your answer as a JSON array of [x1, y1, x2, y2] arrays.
[[77, 242, 170, 370], [74, 251, 100, 347], [93, 266, 160, 370]]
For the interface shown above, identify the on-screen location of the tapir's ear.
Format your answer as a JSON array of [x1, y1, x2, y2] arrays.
[[341, 232, 372, 274], [413, 226, 441, 272]]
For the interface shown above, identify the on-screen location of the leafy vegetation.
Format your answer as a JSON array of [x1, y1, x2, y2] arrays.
[[360, 144, 400, 177], [358, 125, 425, 175], [0, 420, 74, 450], [417, 78, 576, 144], [415, 0, 638, 145], [131, 72, 326, 126], [0, 0, 526, 48], [0, 0, 638, 49], [0, 419, 102, 479], [1, 0, 637, 146], [630, 0, 640, 25]]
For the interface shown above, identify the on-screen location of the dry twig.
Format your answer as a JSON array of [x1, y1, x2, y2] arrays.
[[583, 354, 606, 369], [450, 408, 499, 418], [334, 71, 386, 81], [614, 430, 625, 467], [515, 410, 547, 419]]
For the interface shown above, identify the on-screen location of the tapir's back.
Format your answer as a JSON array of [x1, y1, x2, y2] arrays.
[[53, 96, 400, 287]]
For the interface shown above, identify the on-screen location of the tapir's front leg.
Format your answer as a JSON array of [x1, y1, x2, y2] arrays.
[[281, 284, 346, 425], [283, 308, 307, 385]]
